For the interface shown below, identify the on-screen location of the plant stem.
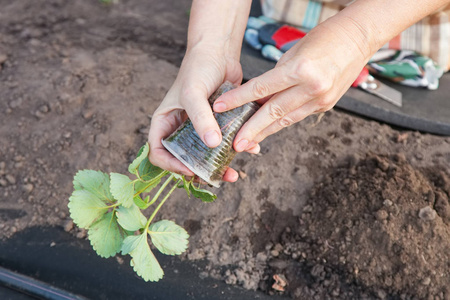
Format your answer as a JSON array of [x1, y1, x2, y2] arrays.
[[105, 203, 120, 209], [145, 176, 180, 230], [133, 171, 169, 196], [145, 174, 173, 208]]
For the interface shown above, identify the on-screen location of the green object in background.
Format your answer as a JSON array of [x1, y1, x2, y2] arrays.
[[368, 50, 444, 90]]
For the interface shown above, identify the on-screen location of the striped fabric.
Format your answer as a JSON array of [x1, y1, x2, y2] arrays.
[[260, 0, 450, 71]]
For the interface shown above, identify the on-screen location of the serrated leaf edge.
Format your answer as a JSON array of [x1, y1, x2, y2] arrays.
[[128, 143, 150, 175]]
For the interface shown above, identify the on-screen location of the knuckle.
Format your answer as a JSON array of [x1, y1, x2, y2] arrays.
[[179, 91, 192, 107], [278, 116, 294, 128], [290, 57, 314, 81], [309, 79, 332, 97], [268, 103, 285, 120], [251, 79, 270, 99], [315, 95, 333, 108], [190, 109, 212, 127], [180, 83, 204, 106], [290, 58, 332, 97], [291, 61, 307, 81]]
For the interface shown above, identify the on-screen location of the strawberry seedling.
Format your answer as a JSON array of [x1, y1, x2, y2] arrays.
[[68, 142, 216, 282]]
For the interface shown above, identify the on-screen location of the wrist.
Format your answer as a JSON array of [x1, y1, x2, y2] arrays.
[[322, 14, 377, 62], [186, 34, 241, 62], [186, 0, 251, 60]]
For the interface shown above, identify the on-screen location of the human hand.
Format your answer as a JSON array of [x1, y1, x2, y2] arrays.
[[213, 18, 373, 152], [148, 47, 260, 182]]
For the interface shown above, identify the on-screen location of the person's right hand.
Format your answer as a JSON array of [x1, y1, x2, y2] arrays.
[[148, 46, 260, 182]]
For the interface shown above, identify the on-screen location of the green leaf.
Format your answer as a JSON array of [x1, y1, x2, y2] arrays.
[[110, 173, 135, 207], [117, 205, 147, 232], [73, 170, 113, 203], [138, 158, 165, 181], [68, 190, 109, 228], [122, 234, 164, 282], [88, 211, 126, 258], [133, 195, 147, 209], [178, 176, 191, 197], [134, 180, 159, 195], [148, 220, 189, 255], [128, 143, 150, 175], [189, 184, 217, 203]]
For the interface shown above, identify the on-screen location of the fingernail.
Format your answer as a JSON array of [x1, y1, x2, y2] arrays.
[[204, 130, 221, 147], [214, 102, 227, 112], [235, 139, 249, 152], [245, 141, 256, 150]]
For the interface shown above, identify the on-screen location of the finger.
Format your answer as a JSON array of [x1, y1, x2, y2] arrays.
[[232, 86, 310, 152], [148, 111, 186, 145], [148, 114, 194, 176], [245, 143, 260, 154], [253, 100, 322, 144], [213, 65, 295, 112], [181, 85, 222, 148], [149, 147, 195, 176], [222, 167, 239, 183]]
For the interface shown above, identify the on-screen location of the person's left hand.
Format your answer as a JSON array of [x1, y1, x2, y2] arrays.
[[148, 46, 260, 183]]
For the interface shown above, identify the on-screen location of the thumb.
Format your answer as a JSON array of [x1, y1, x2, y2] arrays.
[[181, 87, 222, 148]]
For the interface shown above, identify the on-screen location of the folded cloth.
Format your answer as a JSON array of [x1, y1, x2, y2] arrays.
[[260, 0, 450, 72], [245, 16, 445, 90], [368, 50, 444, 90]]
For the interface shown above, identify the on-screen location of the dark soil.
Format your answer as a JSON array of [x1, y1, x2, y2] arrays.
[[0, 0, 449, 299], [258, 154, 450, 299]]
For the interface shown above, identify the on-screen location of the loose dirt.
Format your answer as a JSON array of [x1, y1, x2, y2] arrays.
[[0, 1, 449, 299]]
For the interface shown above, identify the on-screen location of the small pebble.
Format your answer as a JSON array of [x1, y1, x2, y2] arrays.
[[419, 206, 437, 221], [270, 249, 280, 257], [35, 110, 46, 119], [377, 289, 387, 299], [6, 174, 16, 185], [82, 108, 95, 119], [116, 257, 124, 265], [376, 209, 388, 220], [50, 242, 56, 247], [76, 229, 87, 239], [63, 220, 73, 232], [396, 133, 408, 143], [39, 104, 49, 113], [22, 183, 34, 193], [383, 199, 393, 207], [331, 288, 340, 297], [0, 179, 7, 187], [422, 277, 431, 285], [378, 160, 389, 172], [274, 243, 283, 252], [14, 155, 24, 162]]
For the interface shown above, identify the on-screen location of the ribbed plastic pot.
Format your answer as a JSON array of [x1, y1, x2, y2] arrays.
[[162, 82, 259, 187]]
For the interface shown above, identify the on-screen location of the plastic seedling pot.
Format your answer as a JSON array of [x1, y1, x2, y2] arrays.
[[162, 82, 260, 187]]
